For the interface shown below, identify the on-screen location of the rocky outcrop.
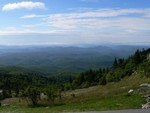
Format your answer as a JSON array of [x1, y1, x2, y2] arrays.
[[128, 89, 134, 94], [140, 83, 150, 109], [137, 83, 150, 95], [142, 102, 150, 109], [140, 83, 150, 88]]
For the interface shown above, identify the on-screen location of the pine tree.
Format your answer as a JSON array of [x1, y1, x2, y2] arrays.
[[113, 58, 118, 67], [134, 49, 141, 64]]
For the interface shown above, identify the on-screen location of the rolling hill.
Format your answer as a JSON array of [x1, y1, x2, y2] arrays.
[[0, 45, 149, 76]]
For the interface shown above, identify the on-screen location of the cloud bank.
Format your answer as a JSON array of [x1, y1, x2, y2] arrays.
[[2, 1, 46, 11], [21, 8, 150, 30], [1, 8, 150, 45]]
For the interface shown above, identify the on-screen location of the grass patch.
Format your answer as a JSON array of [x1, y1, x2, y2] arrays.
[[0, 95, 146, 113], [49, 95, 145, 112]]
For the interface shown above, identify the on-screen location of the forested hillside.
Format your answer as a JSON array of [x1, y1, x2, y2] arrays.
[[67, 48, 150, 89]]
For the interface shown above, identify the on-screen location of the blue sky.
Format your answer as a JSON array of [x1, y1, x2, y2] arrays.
[[0, 0, 150, 45]]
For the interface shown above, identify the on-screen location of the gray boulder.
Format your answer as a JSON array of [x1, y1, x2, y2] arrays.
[[142, 102, 150, 109], [140, 83, 150, 88]]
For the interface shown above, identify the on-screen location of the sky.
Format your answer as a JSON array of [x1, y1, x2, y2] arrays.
[[0, 0, 150, 45]]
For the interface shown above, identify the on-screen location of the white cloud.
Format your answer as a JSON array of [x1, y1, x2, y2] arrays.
[[19, 8, 150, 31], [21, 14, 37, 19], [2, 1, 46, 11], [21, 14, 47, 19], [22, 8, 150, 19], [24, 8, 149, 31]]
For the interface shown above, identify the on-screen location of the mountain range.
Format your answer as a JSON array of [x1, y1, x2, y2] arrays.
[[0, 45, 149, 76]]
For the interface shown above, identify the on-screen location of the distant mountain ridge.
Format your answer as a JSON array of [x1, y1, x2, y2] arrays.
[[0, 45, 149, 76]]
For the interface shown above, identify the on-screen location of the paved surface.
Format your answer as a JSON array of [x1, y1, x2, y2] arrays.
[[67, 109, 150, 113]]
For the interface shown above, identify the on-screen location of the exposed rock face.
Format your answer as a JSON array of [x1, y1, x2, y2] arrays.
[[138, 83, 150, 109], [142, 95, 150, 109], [137, 83, 150, 95], [140, 83, 150, 88], [1, 104, 10, 106], [142, 102, 150, 109], [147, 96, 150, 102], [40, 93, 47, 99]]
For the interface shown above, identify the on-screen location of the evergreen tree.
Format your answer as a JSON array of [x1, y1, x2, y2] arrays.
[[113, 58, 118, 67], [134, 49, 141, 64]]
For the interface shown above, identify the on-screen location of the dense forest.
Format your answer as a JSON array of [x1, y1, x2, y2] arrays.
[[0, 48, 150, 106]]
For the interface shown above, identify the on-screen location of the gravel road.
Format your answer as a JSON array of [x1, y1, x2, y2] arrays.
[[0, 109, 150, 113], [67, 109, 150, 113]]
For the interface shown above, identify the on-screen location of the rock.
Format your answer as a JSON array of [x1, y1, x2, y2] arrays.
[[128, 89, 134, 93], [146, 95, 150, 102], [40, 92, 47, 99], [140, 83, 150, 88], [142, 102, 150, 109], [2, 104, 10, 106]]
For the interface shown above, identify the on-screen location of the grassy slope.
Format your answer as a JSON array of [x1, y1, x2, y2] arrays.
[[0, 74, 150, 113]]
